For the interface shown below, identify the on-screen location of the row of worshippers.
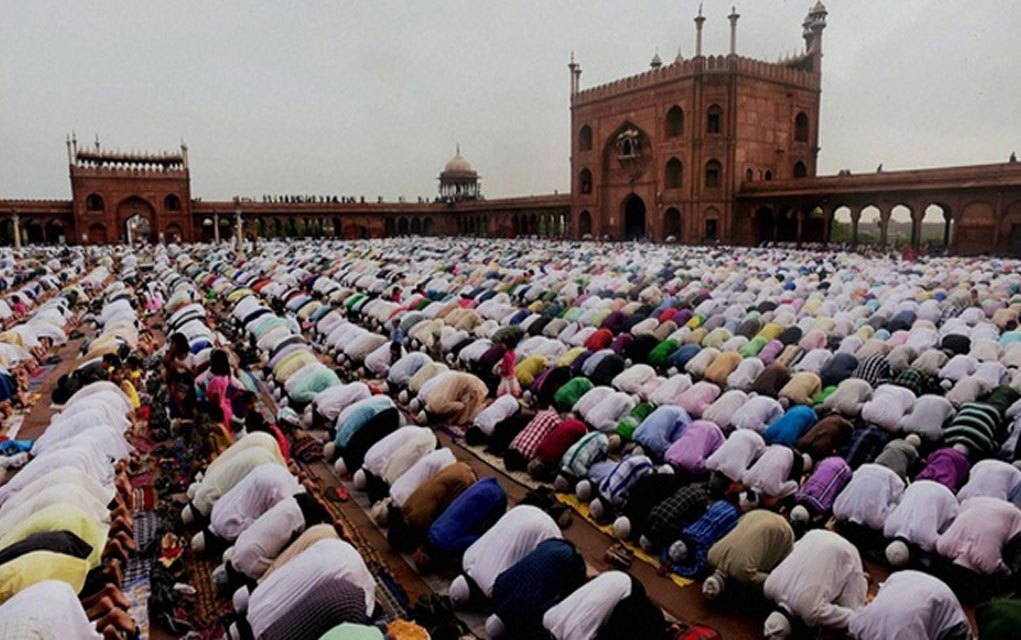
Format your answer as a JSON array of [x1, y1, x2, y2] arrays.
[[0, 272, 148, 638], [185, 237, 1021, 636]]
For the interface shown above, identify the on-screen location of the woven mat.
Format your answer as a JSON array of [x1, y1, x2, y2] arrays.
[[554, 493, 693, 589], [27, 365, 55, 394], [456, 441, 541, 490], [190, 555, 235, 629], [124, 578, 152, 639]]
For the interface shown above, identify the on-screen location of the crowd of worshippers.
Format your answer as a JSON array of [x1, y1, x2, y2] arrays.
[[0, 256, 156, 639], [9, 236, 1021, 639], [181, 236, 1021, 640]]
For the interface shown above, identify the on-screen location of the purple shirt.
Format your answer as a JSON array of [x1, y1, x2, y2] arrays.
[[795, 456, 853, 515], [664, 420, 725, 476], [915, 447, 971, 492]]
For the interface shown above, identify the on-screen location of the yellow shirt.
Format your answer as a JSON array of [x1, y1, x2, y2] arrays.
[[0, 551, 90, 603], [121, 380, 141, 410], [0, 505, 108, 569]]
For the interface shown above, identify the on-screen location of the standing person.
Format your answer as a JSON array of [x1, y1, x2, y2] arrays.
[[206, 349, 237, 426], [496, 337, 520, 398], [390, 318, 405, 349], [164, 332, 196, 418]]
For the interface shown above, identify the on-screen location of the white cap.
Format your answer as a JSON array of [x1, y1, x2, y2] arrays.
[[589, 498, 605, 521], [485, 614, 506, 639], [398, 390, 410, 404], [370, 500, 391, 526], [576, 479, 593, 501], [612, 516, 631, 540], [409, 398, 422, 413], [181, 504, 196, 525], [738, 491, 760, 512], [905, 433, 922, 449], [885, 540, 910, 568], [790, 505, 810, 524], [449, 575, 470, 605], [323, 442, 337, 462], [186, 482, 198, 500], [232, 586, 251, 615], [353, 469, 367, 490], [801, 453, 813, 473], [763, 611, 792, 639], [639, 534, 654, 553], [191, 531, 206, 552], [702, 571, 726, 599], [668, 540, 689, 563]]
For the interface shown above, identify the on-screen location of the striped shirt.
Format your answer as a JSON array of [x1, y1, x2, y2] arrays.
[[670, 500, 741, 579], [795, 456, 853, 515]]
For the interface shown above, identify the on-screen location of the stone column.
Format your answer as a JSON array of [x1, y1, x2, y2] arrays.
[[850, 207, 861, 248], [796, 210, 805, 247], [213, 212, 220, 243], [911, 208, 923, 249], [879, 206, 891, 246], [11, 210, 21, 250]]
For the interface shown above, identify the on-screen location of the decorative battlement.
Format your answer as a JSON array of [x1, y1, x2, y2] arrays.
[[67, 133, 189, 175], [573, 53, 820, 106]]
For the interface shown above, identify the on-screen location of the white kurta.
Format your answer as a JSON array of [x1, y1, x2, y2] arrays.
[[246, 538, 376, 638], [936, 496, 1021, 574], [209, 463, 302, 542], [882, 480, 958, 552], [832, 463, 905, 530], [847, 570, 970, 640], [706, 429, 766, 481], [763, 529, 867, 630], [542, 571, 631, 640], [193, 446, 285, 516], [0, 580, 101, 640], [227, 496, 306, 580], [389, 448, 456, 507], [742, 445, 799, 499], [461, 505, 562, 598], [0, 445, 113, 503], [957, 459, 1021, 502]]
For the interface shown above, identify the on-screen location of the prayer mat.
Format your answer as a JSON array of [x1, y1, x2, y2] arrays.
[[26, 364, 54, 394], [190, 555, 234, 630], [123, 511, 159, 585], [555, 493, 693, 589], [123, 577, 151, 640], [131, 486, 157, 510], [455, 440, 542, 490]]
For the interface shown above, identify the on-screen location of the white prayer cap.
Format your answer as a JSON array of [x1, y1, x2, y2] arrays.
[[612, 516, 631, 539], [885, 540, 910, 568], [763, 611, 792, 639], [485, 614, 507, 639], [668, 540, 689, 563], [702, 571, 726, 599], [449, 575, 471, 605]]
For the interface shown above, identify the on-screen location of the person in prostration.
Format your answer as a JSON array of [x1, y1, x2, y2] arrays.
[[229, 538, 376, 640], [936, 496, 1021, 575], [762, 529, 868, 638], [448, 505, 562, 607], [882, 479, 959, 568], [703, 509, 795, 599], [847, 570, 972, 640], [541, 570, 670, 640], [485, 538, 587, 639]]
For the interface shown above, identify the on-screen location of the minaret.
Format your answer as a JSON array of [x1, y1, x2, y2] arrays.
[[728, 6, 740, 56], [650, 49, 662, 69], [65, 134, 73, 165], [694, 4, 706, 57], [568, 52, 582, 95], [804, 1, 828, 55], [180, 139, 189, 168]]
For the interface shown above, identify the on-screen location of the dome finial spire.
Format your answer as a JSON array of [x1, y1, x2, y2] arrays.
[[456, 142, 460, 156]]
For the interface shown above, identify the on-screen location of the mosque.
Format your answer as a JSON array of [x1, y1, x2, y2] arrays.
[[2, 2, 1021, 255]]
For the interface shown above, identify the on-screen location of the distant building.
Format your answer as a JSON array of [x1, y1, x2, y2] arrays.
[[3, 2, 1021, 254]]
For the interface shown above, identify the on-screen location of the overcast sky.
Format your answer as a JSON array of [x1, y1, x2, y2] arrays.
[[1, 1, 1018, 201]]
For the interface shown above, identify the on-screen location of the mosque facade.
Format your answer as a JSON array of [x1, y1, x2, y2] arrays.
[[3, 2, 1021, 255]]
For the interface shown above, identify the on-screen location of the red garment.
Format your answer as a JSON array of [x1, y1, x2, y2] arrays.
[[658, 307, 679, 323], [534, 418, 588, 466], [508, 409, 561, 459], [268, 423, 291, 460], [497, 350, 517, 378], [584, 328, 614, 352]]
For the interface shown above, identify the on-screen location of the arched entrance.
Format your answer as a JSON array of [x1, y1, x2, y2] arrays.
[[622, 195, 646, 240], [125, 214, 153, 244], [663, 208, 681, 241], [578, 210, 592, 238], [755, 207, 775, 244], [117, 196, 155, 244]]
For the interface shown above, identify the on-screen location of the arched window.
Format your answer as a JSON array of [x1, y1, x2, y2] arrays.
[[665, 106, 684, 138], [164, 194, 181, 211], [85, 193, 104, 211], [707, 104, 723, 135], [665, 158, 683, 189], [579, 168, 592, 194], [579, 125, 593, 151], [764, 170, 773, 181], [704, 159, 723, 189], [745, 168, 754, 182], [794, 112, 810, 143], [793, 161, 808, 178]]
